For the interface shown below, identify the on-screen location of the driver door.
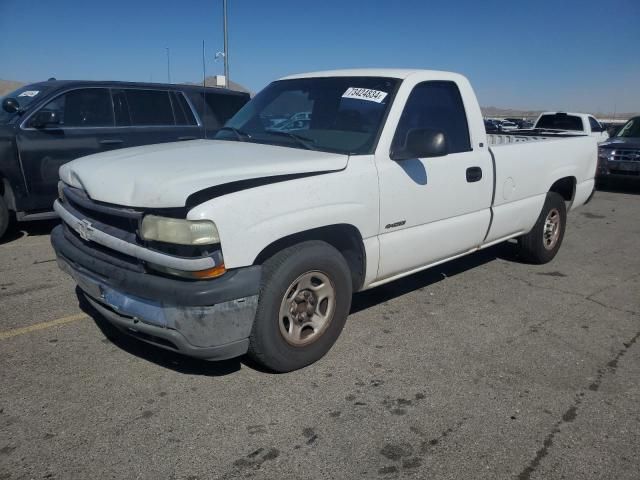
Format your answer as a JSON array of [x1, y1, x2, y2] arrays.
[[16, 87, 123, 212], [375, 81, 493, 280]]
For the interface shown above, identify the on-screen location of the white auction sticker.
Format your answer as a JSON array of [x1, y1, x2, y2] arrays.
[[342, 87, 388, 103], [18, 90, 40, 98]]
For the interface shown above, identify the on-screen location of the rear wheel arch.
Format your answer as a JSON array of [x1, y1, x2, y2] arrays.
[[548, 176, 576, 204], [253, 224, 367, 292]]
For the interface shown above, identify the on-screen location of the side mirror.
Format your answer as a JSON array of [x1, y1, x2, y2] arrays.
[[29, 110, 60, 128], [2, 97, 20, 114], [392, 128, 448, 161]]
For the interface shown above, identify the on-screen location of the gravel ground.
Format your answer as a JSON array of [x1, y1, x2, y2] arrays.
[[1, 186, 638, 480]]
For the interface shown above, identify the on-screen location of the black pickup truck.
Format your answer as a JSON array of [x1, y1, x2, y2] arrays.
[[0, 80, 249, 239]]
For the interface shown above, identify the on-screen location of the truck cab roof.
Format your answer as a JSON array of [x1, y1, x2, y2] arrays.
[[281, 68, 467, 81]]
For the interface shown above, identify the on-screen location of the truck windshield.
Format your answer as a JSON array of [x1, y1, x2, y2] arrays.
[[535, 114, 584, 131], [215, 77, 399, 154], [616, 118, 640, 138], [0, 85, 51, 124]]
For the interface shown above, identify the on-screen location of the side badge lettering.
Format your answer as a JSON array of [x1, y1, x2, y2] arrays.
[[385, 220, 406, 229]]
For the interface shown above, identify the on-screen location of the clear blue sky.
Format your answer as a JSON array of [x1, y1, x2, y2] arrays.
[[1, 0, 638, 113]]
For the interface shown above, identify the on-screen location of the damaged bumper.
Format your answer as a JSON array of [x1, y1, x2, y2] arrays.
[[51, 225, 260, 360]]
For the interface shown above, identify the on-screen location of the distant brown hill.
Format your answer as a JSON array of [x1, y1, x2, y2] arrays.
[[182, 76, 252, 95], [482, 105, 638, 121], [0, 79, 25, 97]]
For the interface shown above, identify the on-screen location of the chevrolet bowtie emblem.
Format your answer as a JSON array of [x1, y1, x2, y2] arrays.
[[76, 219, 93, 241]]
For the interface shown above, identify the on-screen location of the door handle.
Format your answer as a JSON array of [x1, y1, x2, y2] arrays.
[[178, 136, 197, 141], [99, 139, 124, 146], [466, 166, 483, 182]]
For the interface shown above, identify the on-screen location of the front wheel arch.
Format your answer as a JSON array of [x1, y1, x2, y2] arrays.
[[253, 224, 366, 292]]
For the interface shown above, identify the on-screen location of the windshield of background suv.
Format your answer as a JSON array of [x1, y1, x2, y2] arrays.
[[214, 77, 399, 154], [616, 118, 640, 138], [0, 85, 52, 124], [535, 114, 584, 131]]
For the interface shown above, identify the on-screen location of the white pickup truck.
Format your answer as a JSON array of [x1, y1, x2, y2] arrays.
[[533, 112, 609, 142], [52, 69, 597, 372]]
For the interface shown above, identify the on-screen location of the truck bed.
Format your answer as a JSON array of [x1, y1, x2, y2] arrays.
[[484, 134, 597, 246], [487, 130, 584, 145]]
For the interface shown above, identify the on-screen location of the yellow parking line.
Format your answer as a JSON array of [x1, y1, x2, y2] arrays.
[[0, 313, 88, 340]]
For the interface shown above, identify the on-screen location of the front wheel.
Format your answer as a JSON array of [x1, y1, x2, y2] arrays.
[[518, 192, 567, 264], [248, 241, 353, 372]]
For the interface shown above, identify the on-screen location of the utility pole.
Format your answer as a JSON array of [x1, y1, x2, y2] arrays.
[[166, 47, 171, 83], [223, 0, 229, 87], [202, 40, 206, 88]]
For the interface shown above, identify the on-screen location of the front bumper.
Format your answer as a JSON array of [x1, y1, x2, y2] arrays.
[[598, 161, 640, 180], [52, 225, 261, 360]]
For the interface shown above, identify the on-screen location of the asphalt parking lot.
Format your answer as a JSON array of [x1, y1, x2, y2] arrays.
[[1, 186, 639, 480]]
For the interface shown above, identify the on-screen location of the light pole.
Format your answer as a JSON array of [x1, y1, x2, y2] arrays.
[[166, 47, 171, 83], [223, 0, 229, 87]]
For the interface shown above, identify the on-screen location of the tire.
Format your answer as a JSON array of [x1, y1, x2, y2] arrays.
[[248, 241, 353, 372], [518, 192, 567, 264], [0, 196, 10, 241]]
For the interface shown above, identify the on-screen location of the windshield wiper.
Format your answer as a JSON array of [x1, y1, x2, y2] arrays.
[[217, 126, 251, 141], [264, 130, 316, 150]]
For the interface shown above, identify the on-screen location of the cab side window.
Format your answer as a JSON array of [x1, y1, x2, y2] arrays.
[[171, 92, 198, 126], [392, 81, 471, 155], [589, 116, 603, 132], [123, 90, 174, 126], [37, 88, 114, 128]]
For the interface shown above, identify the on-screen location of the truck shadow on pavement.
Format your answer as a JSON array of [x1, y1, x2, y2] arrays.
[[596, 181, 640, 195], [76, 242, 518, 376], [0, 219, 60, 245], [351, 241, 518, 314], [76, 288, 243, 377]]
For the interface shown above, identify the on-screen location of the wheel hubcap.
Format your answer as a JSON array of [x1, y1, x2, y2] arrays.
[[278, 271, 336, 346], [543, 208, 561, 250]]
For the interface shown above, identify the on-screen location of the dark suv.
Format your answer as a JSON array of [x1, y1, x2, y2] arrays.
[[597, 116, 640, 186], [0, 80, 249, 239]]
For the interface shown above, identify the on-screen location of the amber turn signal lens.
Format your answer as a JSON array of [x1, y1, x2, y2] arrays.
[[191, 264, 226, 279]]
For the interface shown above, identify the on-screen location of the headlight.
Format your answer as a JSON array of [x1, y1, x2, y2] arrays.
[[598, 148, 610, 160], [140, 215, 220, 245]]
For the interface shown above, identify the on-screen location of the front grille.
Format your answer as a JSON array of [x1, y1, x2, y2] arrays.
[[60, 186, 219, 260], [610, 149, 640, 162], [63, 186, 142, 236], [62, 223, 144, 272], [609, 169, 640, 176]]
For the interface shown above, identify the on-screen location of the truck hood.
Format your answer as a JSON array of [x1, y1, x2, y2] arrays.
[[600, 137, 640, 150], [59, 139, 349, 208]]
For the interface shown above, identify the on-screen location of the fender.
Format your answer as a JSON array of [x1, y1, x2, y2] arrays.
[[186, 156, 381, 271]]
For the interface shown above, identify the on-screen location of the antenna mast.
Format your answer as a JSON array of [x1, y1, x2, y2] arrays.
[[223, 0, 229, 87]]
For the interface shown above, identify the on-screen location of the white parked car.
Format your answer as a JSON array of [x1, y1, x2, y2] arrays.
[[534, 112, 609, 142], [498, 120, 518, 131], [52, 69, 598, 372]]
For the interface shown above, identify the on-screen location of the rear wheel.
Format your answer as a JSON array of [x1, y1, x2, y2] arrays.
[[248, 241, 352, 372], [0, 196, 10, 240], [518, 192, 566, 264]]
